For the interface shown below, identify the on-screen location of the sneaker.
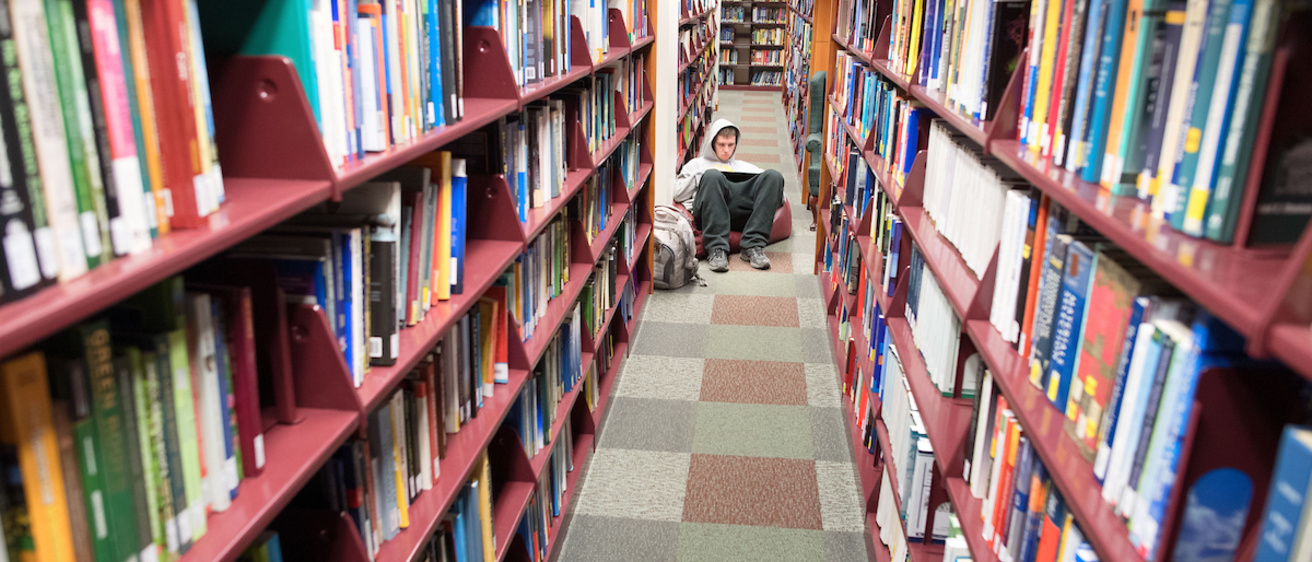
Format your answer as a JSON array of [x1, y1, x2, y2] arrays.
[[741, 247, 771, 270], [708, 249, 729, 272]]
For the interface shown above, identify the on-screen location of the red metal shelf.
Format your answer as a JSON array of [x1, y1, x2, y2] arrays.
[[521, 261, 596, 368], [630, 100, 655, 128], [548, 430, 595, 542], [632, 35, 655, 50], [626, 279, 651, 335], [898, 206, 980, 319], [0, 178, 333, 359], [629, 163, 654, 202], [679, 40, 713, 73], [527, 357, 591, 479], [373, 367, 531, 562], [943, 477, 1001, 562], [584, 201, 635, 265], [590, 275, 630, 352], [357, 238, 524, 412], [521, 65, 594, 105], [908, 85, 989, 148], [178, 408, 359, 562], [842, 398, 894, 562], [963, 319, 1146, 562], [336, 98, 521, 193], [591, 125, 634, 167], [885, 317, 974, 469], [990, 140, 1285, 340], [590, 340, 629, 432], [522, 168, 595, 242], [1270, 323, 1312, 383], [493, 480, 538, 562]]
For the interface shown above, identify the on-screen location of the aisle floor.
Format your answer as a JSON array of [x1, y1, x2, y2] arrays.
[[554, 91, 872, 562]]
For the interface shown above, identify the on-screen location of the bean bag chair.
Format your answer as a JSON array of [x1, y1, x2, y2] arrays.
[[674, 194, 793, 259]]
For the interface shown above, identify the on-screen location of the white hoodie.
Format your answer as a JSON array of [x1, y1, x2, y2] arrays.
[[672, 118, 764, 208]]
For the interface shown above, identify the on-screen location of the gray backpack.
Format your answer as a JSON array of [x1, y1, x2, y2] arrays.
[[653, 205, 703, 289]]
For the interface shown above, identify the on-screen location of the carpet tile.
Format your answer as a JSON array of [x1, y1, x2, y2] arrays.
[[691, 402, 813, 459], [598, 397, 698, 452], [682, 455, 823, 529], [555, 90, 870, 562], [699, 359, 807, 406], [710, 295, 800, 327]]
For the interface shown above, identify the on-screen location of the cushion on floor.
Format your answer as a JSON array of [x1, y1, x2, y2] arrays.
[[676, 195, 793, 259]]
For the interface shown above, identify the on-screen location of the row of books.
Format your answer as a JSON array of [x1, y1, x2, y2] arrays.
[[0, 276, 268, 562], [784, 5, 813, 166], [508, 213, 571, 342], [876, 344, 951, 543], [751, 50, 783, 64], [751, 70, 783, 86], [346, 297, 509, 556], [507, 310, 583, 461], [679, 18, 713, 67], [964, 375, 1101, 562], [751, 6, 787, 22], [719, 27, 735, 41], [905, 242, 973, 398], [791, 0, 816, 18], [264, 153, 469, 383], [513, 419, 576, 562], [683, 0, 712, 17], [580, 242, 624, 339], [618, 207, 640, 268], [923, 120, 1026, 279], [578, 163, 614, 246], [611, 0, 651, 44], [720, 50, 740, 64], [0, 0, 226, 304], [617, 52, 648, 116], [830, 52, 927, 188], [750, 28, 785, 44], [1014, 0, 1290, 244], [500, 104, 571, 223], [721, 5, 747, 21]]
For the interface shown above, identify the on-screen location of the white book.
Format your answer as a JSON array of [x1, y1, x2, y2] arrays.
[[185, 292, 231, 513], [968, 369, 996, 495], [1182, 9, 1249, 236], [416, 386, 432, 491], [11, 0, 85, 281], [1147, 0, 1209, 212], [358, 21, 385, 152], [1099, 319, 1157, 504]]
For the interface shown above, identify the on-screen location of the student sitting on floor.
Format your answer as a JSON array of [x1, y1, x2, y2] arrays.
[[673, 119, 785, 272]]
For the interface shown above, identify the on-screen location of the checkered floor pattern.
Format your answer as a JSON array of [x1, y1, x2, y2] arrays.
[[553, 91, 872, 562]]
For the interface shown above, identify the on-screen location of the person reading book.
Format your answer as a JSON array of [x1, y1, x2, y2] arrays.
[[673, 119, 785, 272]]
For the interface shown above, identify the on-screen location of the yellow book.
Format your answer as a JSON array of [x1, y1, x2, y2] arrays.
[[437, 152, 453, 302], [477, 452, 495, 562], [390, 394, 410, 529], [1099, 0, 1144, 188], [905, 0, 927, 75], [123, 0, 169, 235], [0, 353, 77, 562], [477, 297, 497, 394], [1030, 0, 1061, 153]]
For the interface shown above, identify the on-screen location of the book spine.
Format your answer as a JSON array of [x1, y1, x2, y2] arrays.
[[60, 357, 117, 562], [1078, 0, 1129, 183], [120, 0, 168, 236], [0, 0, 50, 300], [1165, 0, 1233, 230], [11, 0, 88, 280], [166, 328, 206, 542], [1047, 240, 1093, 415], [113, 355, 158, 562], [139, 0, 205, 228], [0, 352, 77, 561], [1253, 427, 1312, 562], [79, 322, 144, 562], [1028, 232, 1069, 388], [1134, 2, 1184, 198], [128, 349, 167, 556]]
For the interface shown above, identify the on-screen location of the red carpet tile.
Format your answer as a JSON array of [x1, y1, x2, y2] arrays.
[[700, 359, 808, 405], [734, 152, 780, 163], [726, 251, 793, 273], [682, 454, 823, 529], [739, 126, 776, 134], [711, 295, 800, 327], [743, 98, 773, 104], [744, 105, 776, 112]]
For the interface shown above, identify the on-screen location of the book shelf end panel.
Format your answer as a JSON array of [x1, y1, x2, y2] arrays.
[[212, 55, 337, 186], [464, 26, 522, 102], [289, 304, 367, 422]]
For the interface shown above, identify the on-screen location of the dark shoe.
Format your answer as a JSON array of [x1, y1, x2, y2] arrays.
[[708, 249, 729, 272], [741, 247, 770, 270]]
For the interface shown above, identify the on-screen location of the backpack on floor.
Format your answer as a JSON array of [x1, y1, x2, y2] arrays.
[[653, 204, 704, 290]]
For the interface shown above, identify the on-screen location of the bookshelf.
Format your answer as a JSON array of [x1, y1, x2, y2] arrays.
[[782, 0, 831, 181], [0, 4, 658, 562], [676, 1, 719, 171], [814, 0, 1312, 561], [719, 0, 790, 89]]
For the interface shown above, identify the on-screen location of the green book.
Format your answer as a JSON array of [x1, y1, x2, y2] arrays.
[[166, 328, 206, 543], [140, 350, 180, 557], [46, 356, 116, 562], [1167, 0, 1233, 230], [1203, 0, 1278, 242], [125, 347, 165, 557], [115, 351, 157, 562], [74, 320, 140, 562], [148, 339, 191, 555], [43, 0, 109, 265]]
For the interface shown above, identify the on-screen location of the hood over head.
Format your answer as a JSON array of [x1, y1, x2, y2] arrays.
[[701, 119, 741, 162]]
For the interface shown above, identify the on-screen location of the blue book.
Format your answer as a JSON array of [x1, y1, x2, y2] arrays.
[[1065, 0, 1110, 171], [902, 107, 924, 180], [1046, 240, 1096, 413], [209, 299, 238, 499], [345, 0, 363, 157], [515, 511, 535, 561], [1254, 426, 1312, 562], [451, 158, 468, 294], [451, 494, 468, 562], [1080, 0, 1130, 183], [1168, 0, 1234, 229], [1018, 462, 1049, 562], [428, 0, 445, 129], [335, 232, 356, 381], [1005, 437, 1034, 556], [265, 532, 285, 562], [1029, 227, 1072, 387], [466, 485, 485, 559]]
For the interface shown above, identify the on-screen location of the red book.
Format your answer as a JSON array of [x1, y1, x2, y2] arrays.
[[484, 286, 510, 383], [404, 188, 424, 325], [140, 0, 205, 228], [991, 416, 1020, 548], [188, 284, 266, 477], [1043, 0, 1077, 160]]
